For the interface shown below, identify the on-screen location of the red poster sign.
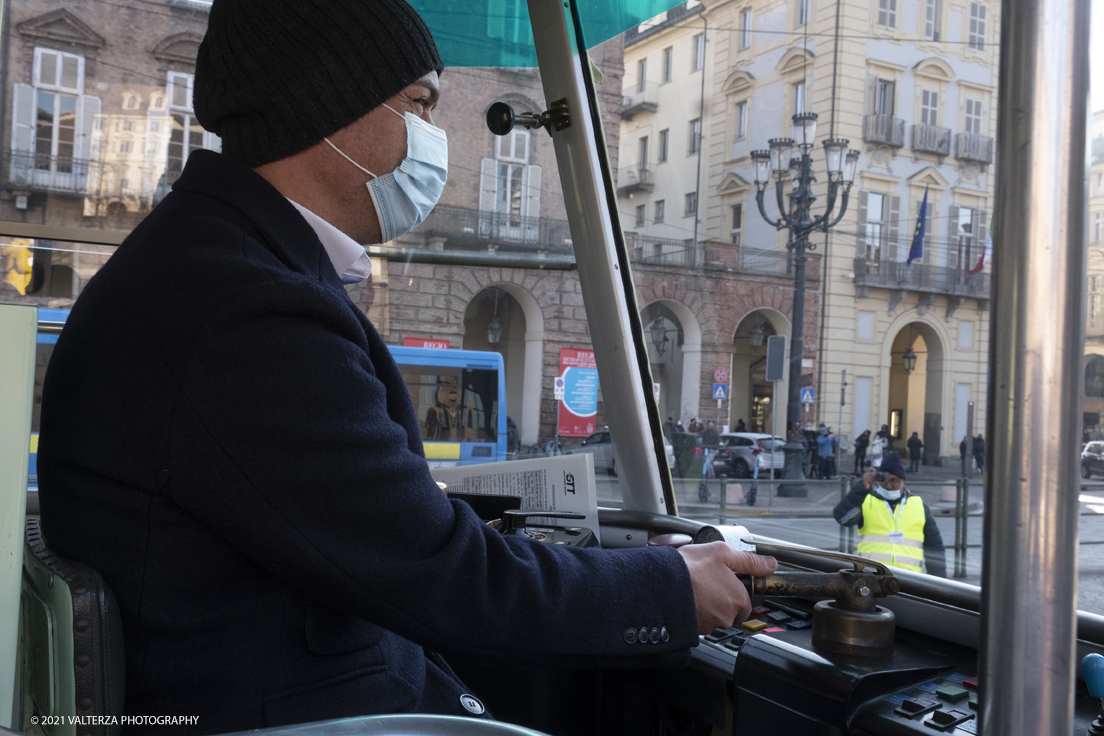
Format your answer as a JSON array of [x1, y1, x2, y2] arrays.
[[557, 347, 598, 437], [402, 336, 450, 349]]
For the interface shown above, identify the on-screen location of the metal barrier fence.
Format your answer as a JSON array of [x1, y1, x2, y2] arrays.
[[657, 476, 1104, 580]]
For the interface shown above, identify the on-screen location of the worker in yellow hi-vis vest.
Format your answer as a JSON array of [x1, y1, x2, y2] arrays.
[[832, 450, 946, 577]]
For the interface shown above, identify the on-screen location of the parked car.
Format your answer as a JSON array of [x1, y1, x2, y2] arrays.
[[715, 433, 787, 478], [1082, 441, 1104, 479], [565, 429, 674, 476]]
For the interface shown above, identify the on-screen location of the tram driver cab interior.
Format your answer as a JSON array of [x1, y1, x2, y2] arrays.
[[0, 0, 1098, 735]]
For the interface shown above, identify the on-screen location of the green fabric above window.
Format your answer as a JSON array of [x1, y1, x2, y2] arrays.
[[410, 0, 689, 68]]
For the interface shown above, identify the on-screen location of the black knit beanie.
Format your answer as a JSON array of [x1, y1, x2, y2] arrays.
[[194, 0, 444, 167]]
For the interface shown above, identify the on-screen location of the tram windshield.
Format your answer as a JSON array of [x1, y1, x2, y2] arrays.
[[0, 0, 1101, 616]]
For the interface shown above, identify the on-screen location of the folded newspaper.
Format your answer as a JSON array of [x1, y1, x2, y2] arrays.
[[431, 453, 600, 544]]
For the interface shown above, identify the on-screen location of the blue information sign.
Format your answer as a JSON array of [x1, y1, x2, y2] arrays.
[[562, 366, 599, 417], [800, 387, 815, 404], [712, 383, 728, 400]]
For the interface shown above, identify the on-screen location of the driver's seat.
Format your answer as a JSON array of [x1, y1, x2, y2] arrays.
[[19, 518, 125, 736]]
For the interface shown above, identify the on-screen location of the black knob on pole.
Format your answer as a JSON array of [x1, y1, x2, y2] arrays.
[[487, 101, 515, 136]]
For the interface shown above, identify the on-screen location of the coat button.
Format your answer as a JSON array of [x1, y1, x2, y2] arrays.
[[623, 627, 638, 644], [660, 626, 669, 643], [650, 627, 661, 643], [459, 694, 485, 715]]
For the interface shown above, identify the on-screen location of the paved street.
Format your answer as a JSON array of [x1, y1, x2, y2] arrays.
[[597, 467, 1104, 615]]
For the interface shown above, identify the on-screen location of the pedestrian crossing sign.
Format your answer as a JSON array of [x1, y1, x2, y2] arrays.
[[713, 383, 728, 400], [800, 387, 815, 404]]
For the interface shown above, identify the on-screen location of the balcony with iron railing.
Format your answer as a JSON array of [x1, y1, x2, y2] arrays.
[[8, 152, 91, 194], [862, 115, 907, 147], [955, 133, 995, 164], [911, 124, 952, 157], [853, 256, 990, 299], [416, 204, 573, 252], [621, 82, 659, 120], [625, 2, 697, 44], [616, 164, 655, 197]]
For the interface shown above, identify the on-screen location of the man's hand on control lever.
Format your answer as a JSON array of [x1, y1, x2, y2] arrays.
[[678, 542, 778, 634]]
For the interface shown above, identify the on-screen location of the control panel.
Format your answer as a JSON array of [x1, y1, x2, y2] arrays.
[[649, 590, 1104, 735]]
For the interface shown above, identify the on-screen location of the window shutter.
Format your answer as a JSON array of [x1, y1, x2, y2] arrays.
[[868, 76, 878, 115], [977, 209, 988, 246], [948, 204, 960, 267], [78, 95, 100, 160], [11, 83, 34, 155], [37, 50, 59, 86], [524, 164, 541, 219], [60, 55, 80, 91], [888, 196, 901, 261], [856, 191, 868, 254], [886, 80, 896, 116], [10, 83, 34, 184], [479, 157, 497, 212]]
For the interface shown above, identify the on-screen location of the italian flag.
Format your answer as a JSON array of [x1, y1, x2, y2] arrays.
[[972, 216, 993, 274]]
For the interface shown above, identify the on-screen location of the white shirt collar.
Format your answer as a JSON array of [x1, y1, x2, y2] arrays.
[[285, 198, 373, 284]]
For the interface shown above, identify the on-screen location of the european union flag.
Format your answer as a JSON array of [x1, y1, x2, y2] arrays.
[[907, 186, 928, 269]]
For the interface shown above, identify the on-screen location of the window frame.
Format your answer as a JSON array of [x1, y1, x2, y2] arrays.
[[877, 0, 897, 30], [685, 191, 698, 217], [968, 3, 987, 51], [655, 199, 666, 223], [731, 202, 743, 245], [739, 10, 753, 50], [658, 129, 669, 163], [662, 47, 674, 83], [692, 33, 705, 72], [688, 118, 701, 155], [923, 0, 942, 41]]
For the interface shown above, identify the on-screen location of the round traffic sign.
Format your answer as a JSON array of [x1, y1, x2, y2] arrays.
[[714, 367, 728, 383]]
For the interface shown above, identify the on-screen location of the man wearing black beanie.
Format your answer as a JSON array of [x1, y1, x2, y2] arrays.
[[38, 0, 778, 732]]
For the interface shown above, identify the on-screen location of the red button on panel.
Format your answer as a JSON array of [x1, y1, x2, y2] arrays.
[[963, 676, 979, 690], [764, 627, 786, 633], [750, 606, 772, 617]]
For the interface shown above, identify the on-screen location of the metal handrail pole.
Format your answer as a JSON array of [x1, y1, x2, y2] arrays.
[[719, 478, 727, 525], [980, 0, 1090, 732]]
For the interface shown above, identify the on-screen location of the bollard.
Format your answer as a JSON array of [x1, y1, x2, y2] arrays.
[[954, 479, 964, 578], [837, 477, 849, 553], [961, 478, 970, 578]]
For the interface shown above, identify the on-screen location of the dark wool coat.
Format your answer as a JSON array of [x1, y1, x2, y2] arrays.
[[38, 150, 698, 735]]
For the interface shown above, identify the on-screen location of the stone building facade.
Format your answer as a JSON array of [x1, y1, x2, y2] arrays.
[[0, 0, 823, 452], [620, 0, 998, 463]]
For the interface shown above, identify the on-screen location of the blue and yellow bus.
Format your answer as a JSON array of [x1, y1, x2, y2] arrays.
[[390, 345, 507, 467], [28, 313, 506, 481]]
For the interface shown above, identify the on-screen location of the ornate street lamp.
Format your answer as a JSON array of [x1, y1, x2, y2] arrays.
[[903, 347, 918, 374], [650, 317, 670, 357], [749, 321, 768, 348], [486, 316, 502, 346], [487, 289, 503, 346], [752, 111, 860, 497]]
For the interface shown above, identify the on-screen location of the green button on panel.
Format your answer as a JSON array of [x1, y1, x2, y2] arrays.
[[936, 685, 970, 703]]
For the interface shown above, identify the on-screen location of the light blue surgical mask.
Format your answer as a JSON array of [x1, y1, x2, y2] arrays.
[[873, 484, 902, 502], [324, 103, 448, 242]]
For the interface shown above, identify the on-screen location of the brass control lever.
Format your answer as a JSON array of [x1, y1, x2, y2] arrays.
[[737, 570, 900, 614], [736, 540, 902, 657]]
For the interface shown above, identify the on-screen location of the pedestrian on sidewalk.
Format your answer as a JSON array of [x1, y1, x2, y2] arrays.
[[973, 434, 986, 475], [960, 436, 969, 477], [853, 430, 870, 474], [876, 424, 895, 451], [817, 427, 837, 479], [907, 432, 923, 474], [832, 451, 946, 577]]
